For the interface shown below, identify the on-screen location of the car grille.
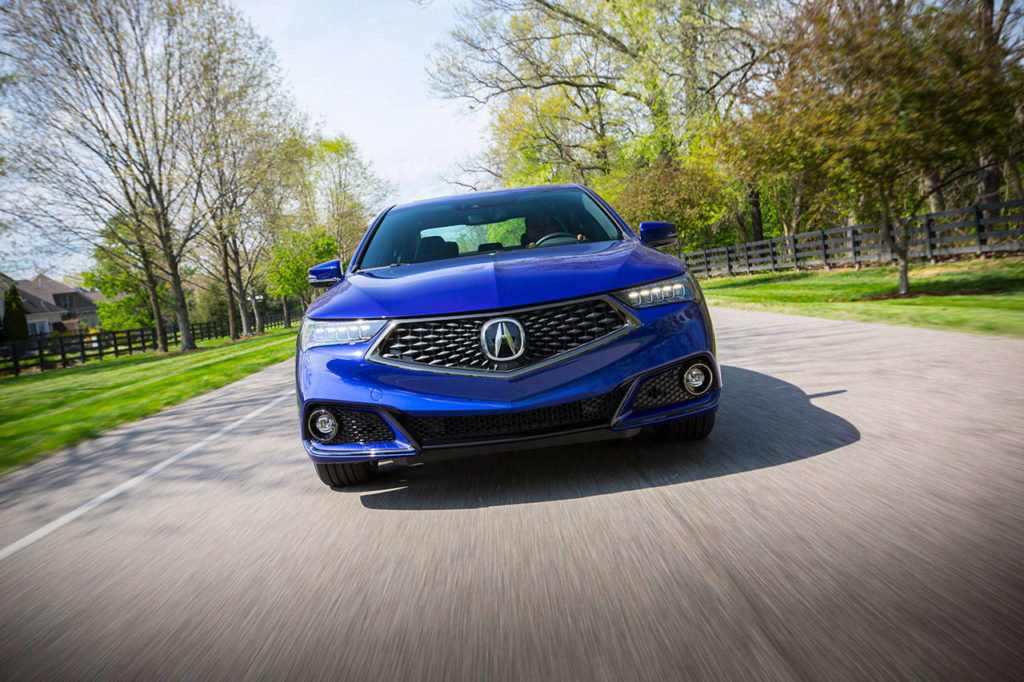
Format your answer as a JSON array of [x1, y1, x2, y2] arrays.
[[401, 389, 626, 446], [630, 359, 713, 412], [306, 405, 395, 444], [374, 298, 628, 373]]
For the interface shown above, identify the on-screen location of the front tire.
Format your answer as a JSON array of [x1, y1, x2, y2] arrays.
[[314, 461, 379, 487], [656, 414, 715, 441]]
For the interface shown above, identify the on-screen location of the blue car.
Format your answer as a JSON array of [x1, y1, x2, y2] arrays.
[[297, 185, 719, 487]]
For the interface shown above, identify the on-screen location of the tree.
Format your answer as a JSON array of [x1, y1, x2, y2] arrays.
[[3, 285, 29, 342], [1, 1, 218, 348], [82, 234, 174, 332], [1, 0, 305, 350], [431, 0, 764, 188], [264, 228, 339, 309], [308, 135, 391, 263], [189, 2, 297, 339], [731, 0, 1022, 293]]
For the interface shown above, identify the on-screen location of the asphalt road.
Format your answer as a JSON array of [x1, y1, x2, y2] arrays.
[[1, 307, 1022, 680]]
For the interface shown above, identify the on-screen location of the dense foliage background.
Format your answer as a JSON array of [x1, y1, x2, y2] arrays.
[[431, 0, 1023, 291], [1, 0, 1020, 335]]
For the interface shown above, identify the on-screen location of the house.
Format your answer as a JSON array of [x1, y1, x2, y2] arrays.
[[0, 272, 106, 337]]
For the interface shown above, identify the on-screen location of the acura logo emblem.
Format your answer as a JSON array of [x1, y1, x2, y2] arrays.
[[480, 318, 526, 361]]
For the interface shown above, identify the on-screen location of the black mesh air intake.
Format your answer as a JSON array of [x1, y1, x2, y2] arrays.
[[630, 359, 715, 412], [306, 405, 395, 444], [401, 389, 626, 446]]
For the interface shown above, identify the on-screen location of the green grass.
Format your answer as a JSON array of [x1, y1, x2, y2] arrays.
[[701, 257, 1024, 337], [0, 328, 298, 475]]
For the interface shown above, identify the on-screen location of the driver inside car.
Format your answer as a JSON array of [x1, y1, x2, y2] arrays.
[[524, 211, 585, 247]]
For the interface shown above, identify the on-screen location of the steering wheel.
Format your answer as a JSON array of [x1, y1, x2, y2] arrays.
[[535, 231, 578, 245]]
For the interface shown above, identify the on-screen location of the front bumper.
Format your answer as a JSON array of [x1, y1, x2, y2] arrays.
[[296, 299, 719, 463]]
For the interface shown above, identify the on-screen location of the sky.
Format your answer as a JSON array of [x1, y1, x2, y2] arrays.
[[0, 0, 485, 279], [236, 0, 488, 204]]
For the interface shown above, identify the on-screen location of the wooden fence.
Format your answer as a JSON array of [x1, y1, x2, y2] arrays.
[[0, 314, 289, 377], [682, 199, 1024, 278]]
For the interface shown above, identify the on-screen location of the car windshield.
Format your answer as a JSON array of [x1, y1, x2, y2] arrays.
[[357, 188, 624, 270]]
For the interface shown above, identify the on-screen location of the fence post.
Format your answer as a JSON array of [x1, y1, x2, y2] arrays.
[[973, 205, 986, 257], [79, 333, 87, 364], [725, 249, 733, 276], [703, 251, 710, 277], [97, 333, 104, 361], [37, 337, 45, 371], [790, 234, 799, 270], [768, 238, 776, 271], [12, 341, 20, 376], [59, 335, 67, 368], [743, 243, 751, 273], [924, 216, 935, 263], [112, 331, 119, 357], [127, 330, 134, 355], [819, 231, 829, 270], [849, 227, 859, 269]]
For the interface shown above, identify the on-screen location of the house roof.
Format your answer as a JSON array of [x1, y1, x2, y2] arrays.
[[16, 273, 102, 314], [17, 273, 80, 298], [17, 288, 65, 316]]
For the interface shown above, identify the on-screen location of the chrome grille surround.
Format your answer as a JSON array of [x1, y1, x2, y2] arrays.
[[366, 295, 639, 378]]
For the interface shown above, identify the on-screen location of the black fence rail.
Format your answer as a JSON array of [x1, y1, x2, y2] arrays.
[[683, 199, 1024, 278], [1, 313, 288, 377]]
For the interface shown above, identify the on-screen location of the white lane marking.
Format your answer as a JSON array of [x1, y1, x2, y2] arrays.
[[0, 390, 295, 563]]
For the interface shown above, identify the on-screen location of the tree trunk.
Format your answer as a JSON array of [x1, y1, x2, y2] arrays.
[[923, 171, 947, 213], [978, 154, 1002, 218], [156, 223, 195, 351], [747, 186, 763, 242], [166, 256, 195, 350], [235, 293, 251, 336], [252, 295, 264, 333], [898, 256, 910, 296], [218, 229, 239, 340], [896, 219, 911, 295], [1006, 158, 1024, 200], [142, 274, 167, 353], [282, 297, 291, 328], [130, 225, 167, 352], [877, 183, 909, 295], [136, 243, 168, 352], [229, 240, 251, 336], [791, 176, 804, 235]]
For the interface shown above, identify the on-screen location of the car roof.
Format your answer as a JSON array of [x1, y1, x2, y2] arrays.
[[388, 184, 588, 212]]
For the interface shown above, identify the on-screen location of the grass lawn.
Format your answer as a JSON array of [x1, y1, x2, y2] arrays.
[[701, 257, 1024, 337], [0, 327, 297, 475]]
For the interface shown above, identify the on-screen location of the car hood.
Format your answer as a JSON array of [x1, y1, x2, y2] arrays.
[[306, 240, 685, 320]]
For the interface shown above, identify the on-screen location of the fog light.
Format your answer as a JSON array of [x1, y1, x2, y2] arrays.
[[308, 408, 338, 442], [682, 363, 712, 395]]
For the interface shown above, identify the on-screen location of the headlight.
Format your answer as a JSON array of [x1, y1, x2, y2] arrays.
[[300, 318, 387, 351], [613, 273, 702, 308]]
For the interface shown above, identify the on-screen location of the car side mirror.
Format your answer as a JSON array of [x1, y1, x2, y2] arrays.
[[308, 259, 343, 288], [639, 222, 678, 247]]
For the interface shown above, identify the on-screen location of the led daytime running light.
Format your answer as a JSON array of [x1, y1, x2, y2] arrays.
[[301, 319, 386, 350], [614, 274, 700, 309]]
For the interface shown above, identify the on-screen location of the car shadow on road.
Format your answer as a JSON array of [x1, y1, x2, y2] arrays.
[[356, 365, 860, 510]]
